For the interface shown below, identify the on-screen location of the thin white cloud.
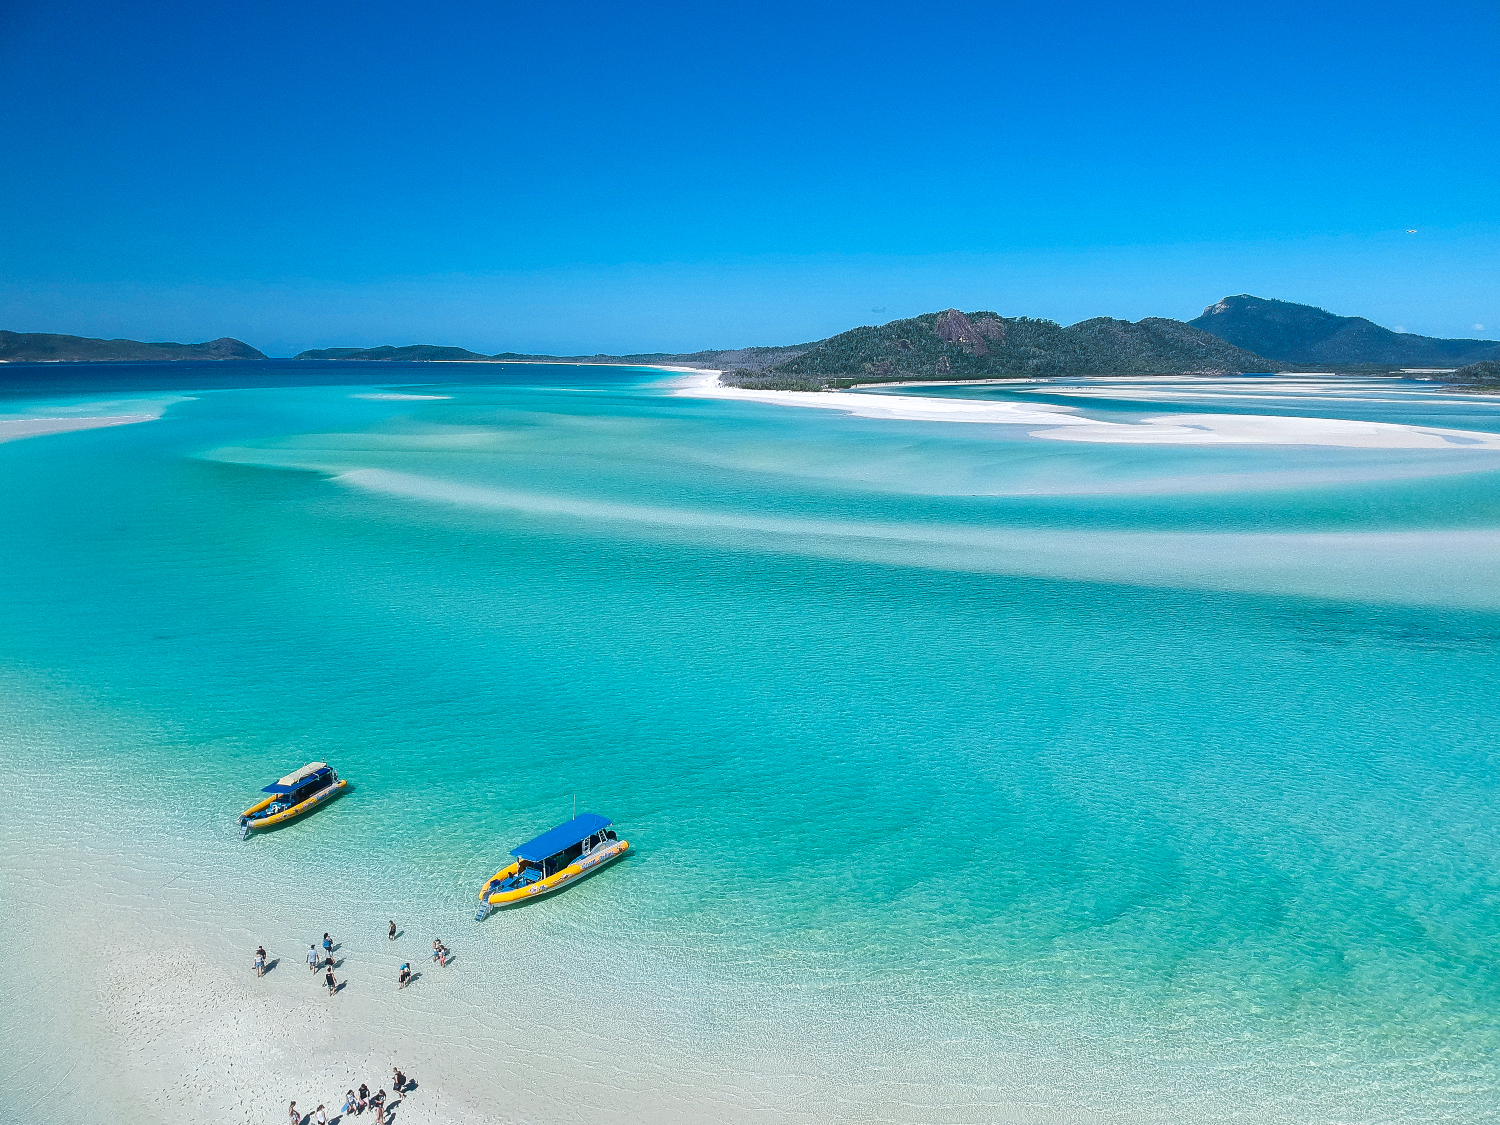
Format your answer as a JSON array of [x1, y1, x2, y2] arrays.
[[1473, 323, 1486, 331]]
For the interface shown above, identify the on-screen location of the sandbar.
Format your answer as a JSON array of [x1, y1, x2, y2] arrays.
[[672, 371, 1500, 450], [0, 413, 159, 442]]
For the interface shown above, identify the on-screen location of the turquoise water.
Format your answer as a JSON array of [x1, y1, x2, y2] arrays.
[[3, 363, 1499, 1121]]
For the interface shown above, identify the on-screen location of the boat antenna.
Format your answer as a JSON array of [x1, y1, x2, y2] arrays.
[[573, 793, 576, 820]]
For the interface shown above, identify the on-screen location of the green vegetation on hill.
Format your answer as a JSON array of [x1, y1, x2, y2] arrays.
[[1190, 295, 1500, 366], [1448, 359, 1500, 387], [723, 309, 1270, 389], [0, 331, 266, 363]]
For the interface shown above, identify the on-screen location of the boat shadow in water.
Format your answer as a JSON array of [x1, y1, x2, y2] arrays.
[[477, 848, 634, 920]]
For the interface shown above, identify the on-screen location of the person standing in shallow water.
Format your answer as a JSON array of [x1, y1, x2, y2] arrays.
[[307, 944, 319, 972], [388, 920, 396, 941], [254, 946, 266, 977]]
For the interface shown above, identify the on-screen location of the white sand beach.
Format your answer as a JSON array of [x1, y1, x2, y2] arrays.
[[674, 371, 1500, 449], [1, 823, 1086, 1125]]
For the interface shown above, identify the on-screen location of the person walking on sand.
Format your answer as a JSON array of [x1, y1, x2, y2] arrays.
[[392, 1065, 406, 1092], [307, 944, 319, 972], [343, 1091, 356, 1117], [325, 965, 338, 995], [254, 946, 266, 977], [288, 1101, 301, 1125], [388, 919, 397, 941], [322, 932, 334, 956], [358, 1083, 370, 1113], [314, 1106, 328, 1125]]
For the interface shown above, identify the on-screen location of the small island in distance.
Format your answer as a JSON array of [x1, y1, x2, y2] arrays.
[[5, 296, 1498, 389]]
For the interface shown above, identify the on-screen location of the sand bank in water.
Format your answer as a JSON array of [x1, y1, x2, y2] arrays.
[[0, 413, 159, 442], [334, 468, 1500, 611], [673, 372, 1500, 450]]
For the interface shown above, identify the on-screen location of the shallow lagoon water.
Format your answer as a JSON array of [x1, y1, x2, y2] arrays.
[[2, 363, 1499, 1122]]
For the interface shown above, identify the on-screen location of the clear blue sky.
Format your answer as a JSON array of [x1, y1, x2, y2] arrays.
[[2, 0, 1496, 355]]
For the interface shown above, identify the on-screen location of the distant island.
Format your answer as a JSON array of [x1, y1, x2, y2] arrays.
[[720, 309, 1270, 390], [0, 330, 266, 363], [7, 296, 1497, 389], [291, 342, 813, 371], [1190, 295, 1500, 367]]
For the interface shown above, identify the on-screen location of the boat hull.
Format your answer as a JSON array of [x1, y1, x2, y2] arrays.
[[478, 839, 629, 911], [241, 779, 349, 833]]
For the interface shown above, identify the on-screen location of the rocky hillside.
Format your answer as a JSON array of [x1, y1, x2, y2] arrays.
[[1190, 295, 1500, 366], [723, 309, 1271, 389], [0, 331, 266, 363]]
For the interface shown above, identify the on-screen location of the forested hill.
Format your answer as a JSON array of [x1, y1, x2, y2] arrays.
[[1449, 359, 1500, 387], [723, 310, 1272, 390], [1190, 295, 1500, 366], [0, 331, 266, 363]]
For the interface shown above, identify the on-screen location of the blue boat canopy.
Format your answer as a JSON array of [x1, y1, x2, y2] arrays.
[[511, 814, 612, 861]]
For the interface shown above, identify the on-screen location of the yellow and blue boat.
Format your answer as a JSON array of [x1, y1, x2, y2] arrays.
[[239, 762, 348, 838], [476, 813, 628, 919]]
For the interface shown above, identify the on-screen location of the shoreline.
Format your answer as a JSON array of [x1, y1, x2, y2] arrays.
[[0, 813, 1096, 1125], [669, 370, 1500, 449]]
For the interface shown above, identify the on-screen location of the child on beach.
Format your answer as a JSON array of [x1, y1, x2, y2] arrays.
[[254, 946, 266, 977], [343, 1091, 357, 1116]]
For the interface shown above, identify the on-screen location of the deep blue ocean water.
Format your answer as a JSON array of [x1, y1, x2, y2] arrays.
[[2, 363, 1498, 1121]]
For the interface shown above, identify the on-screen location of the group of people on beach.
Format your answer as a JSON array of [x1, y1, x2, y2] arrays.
[[306, 932, 341, 994], [258, 923, 440, 1121], [288, 1069, 408, 1125], [256, 921, 453, 992]]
